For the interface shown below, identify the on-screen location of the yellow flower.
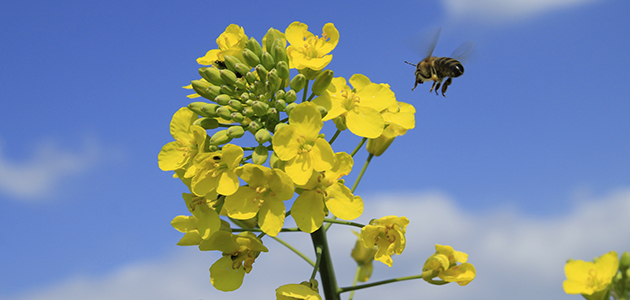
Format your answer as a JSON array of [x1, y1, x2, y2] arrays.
[[190, 144, 243, 196], [285, 22, 339, 71], [202, 230, 269, 292], [224, 164, 294, 236], [313, 74, 396, 138], [272, 102, 335, 185], [170, 192, 221, 245], [422, 244, 476, 286], [291, 152, 363, 233], [360, 216, 409, 267], [197, 24, 248, 65], [158, 107, 206, 171], [276, 282, 322, 300], [563, 251, 619, 298], [351, 230, 377, 282]]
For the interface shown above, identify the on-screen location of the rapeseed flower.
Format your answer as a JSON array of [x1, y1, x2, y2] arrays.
[[360, 215, 409, 267]]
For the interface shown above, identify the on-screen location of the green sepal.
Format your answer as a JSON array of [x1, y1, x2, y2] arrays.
[[254, 129, 272, 144], [312, 70, 334, 96], [252, 145, 268, 165], [193, 117, 220, 129], [209, 129, 233, 146], [226, 126, 245, 138], [260, 52, 275, 71], [200, 67, 225, 86]]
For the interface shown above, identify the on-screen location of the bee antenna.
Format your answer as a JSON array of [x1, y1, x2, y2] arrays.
[[404, 61, 417, 67]]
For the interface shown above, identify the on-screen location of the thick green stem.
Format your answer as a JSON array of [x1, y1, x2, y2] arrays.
[[310, 227, 340, 300], [302, 80, 310, 103]]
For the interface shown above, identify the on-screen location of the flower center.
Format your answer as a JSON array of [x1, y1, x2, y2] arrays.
[[341, 90, 361, 111]]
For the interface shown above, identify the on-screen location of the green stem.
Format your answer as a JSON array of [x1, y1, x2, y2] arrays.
[[302, 80, 310, 103], [350, 138, 367, 157], [348, 266, 361, 300], [310, 227, 340, 300], [328, 130, 341, 145], [351, 153, 373, 193], [231, 227, 303, 233], [323, 218, 365, 228], [339, 274, 428, 293], [311, 245, 323, 280], [270, 235, 315, 267]]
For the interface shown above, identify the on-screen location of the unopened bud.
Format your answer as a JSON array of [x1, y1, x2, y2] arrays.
[[316, 105, 328, 118], [214, 94, 231, 106], [284, 90, 297, 103], [290, 74, 306, 92], [252, 145, 268, 165], [220, 69, 237, 86], [242, 107, 255, 118], [255, 64, 268, 83], [216, 106, 232, 120], [245, 37, 263, 58], [231, 112, 244, 123], [234, 63, 251, 77], [285, 102, 298, 115], [191, 80, 214, 100], [227, 126, 245, 138], [247, 120, 263, 134], [276, 61, 290, 85], [245, 71, 257, 84], [209, 129, 233, 145], [228, 99, 243, 111], [193, 117, 219, 129], [242, 48, 261, 68], [255, 129, 272, 144], [252, 101, 269, 117], [201, 67, 225, 86], [263, 28, 283, 53], [200, 103, 220, 117], [274, 122, 288, 133], [275, 99, 286, 111], [261, 52, 275, 71], [267, 69, 279, 92], [223, 55, 242, 73], [273, 44, 289, 66], [620, 251, 630, 271], [312, 70, 334, 96], [188, 102, 211, 117]]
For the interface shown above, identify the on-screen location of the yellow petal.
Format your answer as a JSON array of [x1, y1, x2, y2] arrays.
[[291, 190, 325, 233], [210, 256, 245, 292]]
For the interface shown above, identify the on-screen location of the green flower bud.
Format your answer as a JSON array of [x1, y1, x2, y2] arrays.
[[227, 125, 245, 138], [333, 115, 347, 131], [242, 107, 255, 118], [214, 94, 231, 106], [269, 152, 282, 169], [201, 67, 225, 86], [231, 112, 244, 123], [247, 119, 263, 134], [275, 90, 285, 100], [285, 102, 298, 115], [267, 69, 279, 92], [284, 89, 297, 103], [191, 80, 214, 100], [216, 106, 233, 120], [245, 71, 257, 84], [316, 105, 328, 118], [252, 145, 268, 165], [234, 63, 251, 77], [207, 144, 220, 152], [255, 129, 272, 144], [276, 60, 290, 83], [242, 48, 261, 68], [245, 37, 263, 59], [290, 74, 307, 92], [209, 129, 233, 146], [252, 101, 269, 117], [200, 103, 220, 117], [219, 85, 234, 95], [228, 99, 243, 111], [219, 69, 237, 86], [193, 117, 219, 130], [274, 122, 288, 133], [255, 64, 268, 83], [234, 77, 247, 91], [274, 44, 289, 66], [188, 102, 211, 117], [312, 70, 334, 96], [300, 68, 321, 80], [261, 52, 275, 71], [275, 99, 286, 112], [223, 55, 242, 73], [263, 28, 282, 53], [620, 251, 630, 271], [252, 80, 265, 95]]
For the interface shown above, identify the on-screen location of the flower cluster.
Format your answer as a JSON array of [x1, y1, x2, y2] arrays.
[[159, 21, 475, 299], [563, 251, 630, 300]]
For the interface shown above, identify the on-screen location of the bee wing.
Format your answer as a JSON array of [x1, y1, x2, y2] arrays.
[[423, 27, 442, 59], [405, 27, 442, 60], [450, 41, 474, 64]]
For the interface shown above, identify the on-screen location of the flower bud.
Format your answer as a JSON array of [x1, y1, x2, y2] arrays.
[[187, 102, 211, 117], [366, 124, 407, 157], [312, 70, 334, 96], [275, 89, 285, 100], [223, 55, 242, 73], [228, 99, 243, 111], [200, 103, 220, 117], [255, 64, 268, 83], [245, 71, 257, 84], [245, 37, 263, 59], [200, 67, 225, 86], [284, 90, 297, 103], [219, 69, 237, 86], [216, 106, 233, 120], [316, 105, 328, 118], [333, 115, 347, 131], [252, 101, 269, 117], [267, 69, 279, 92], [234, 77, 247, 90], [260, 52, 275, 71], [285, 102, 298, 115], [254, 129, 272, 144], [274, 122, 288, 133], [209, 129, 233, 146], [242, 48, 261, 68], [219, 85, 235, 95], [191, 80, 215, 100], [231, 112, 244, 123], [227, 125, 245, 138], [193, 117, 219, 129], [242, 107, 255, 118], [263, 28, 282, 53], [620, 251, 630, 271], [233, 63, 251, 77], [276, 60, 290, 86], [247, 119, 263, 134], [275, 99, 286, 112], [273, 44, 289, 66], [269, 152, 283, 169], [252, 145, 268, 165], [214, 94, 231, 106], [290, 74, 307, 92]]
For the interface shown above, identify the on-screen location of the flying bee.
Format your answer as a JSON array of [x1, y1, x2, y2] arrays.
[[405, 28, 473, 97]]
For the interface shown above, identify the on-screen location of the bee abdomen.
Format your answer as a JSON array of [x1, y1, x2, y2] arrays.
[[434, 57, 464, 78]]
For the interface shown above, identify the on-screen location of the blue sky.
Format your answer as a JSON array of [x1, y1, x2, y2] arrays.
[[1, 0, 630, 299]]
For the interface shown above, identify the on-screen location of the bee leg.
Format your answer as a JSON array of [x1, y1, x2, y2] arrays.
[[434, 82, 442, 95], [441, 77, 452, 97], [412, 80, 420, 91], [430, 81, 437, 94]]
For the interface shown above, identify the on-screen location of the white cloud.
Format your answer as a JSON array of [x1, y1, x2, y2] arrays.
[[441, 0, 602, 23], [6, 189, 630, 300], [0, 135, 115, 201]]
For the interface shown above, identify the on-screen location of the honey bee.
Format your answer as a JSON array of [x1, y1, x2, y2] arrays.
[[405, 28, 473, 97]]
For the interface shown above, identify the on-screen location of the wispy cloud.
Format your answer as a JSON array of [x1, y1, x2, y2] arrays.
[[441, 0, 602, 23], [0, 135, 114, 201], [6, 188, 630, 299]]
